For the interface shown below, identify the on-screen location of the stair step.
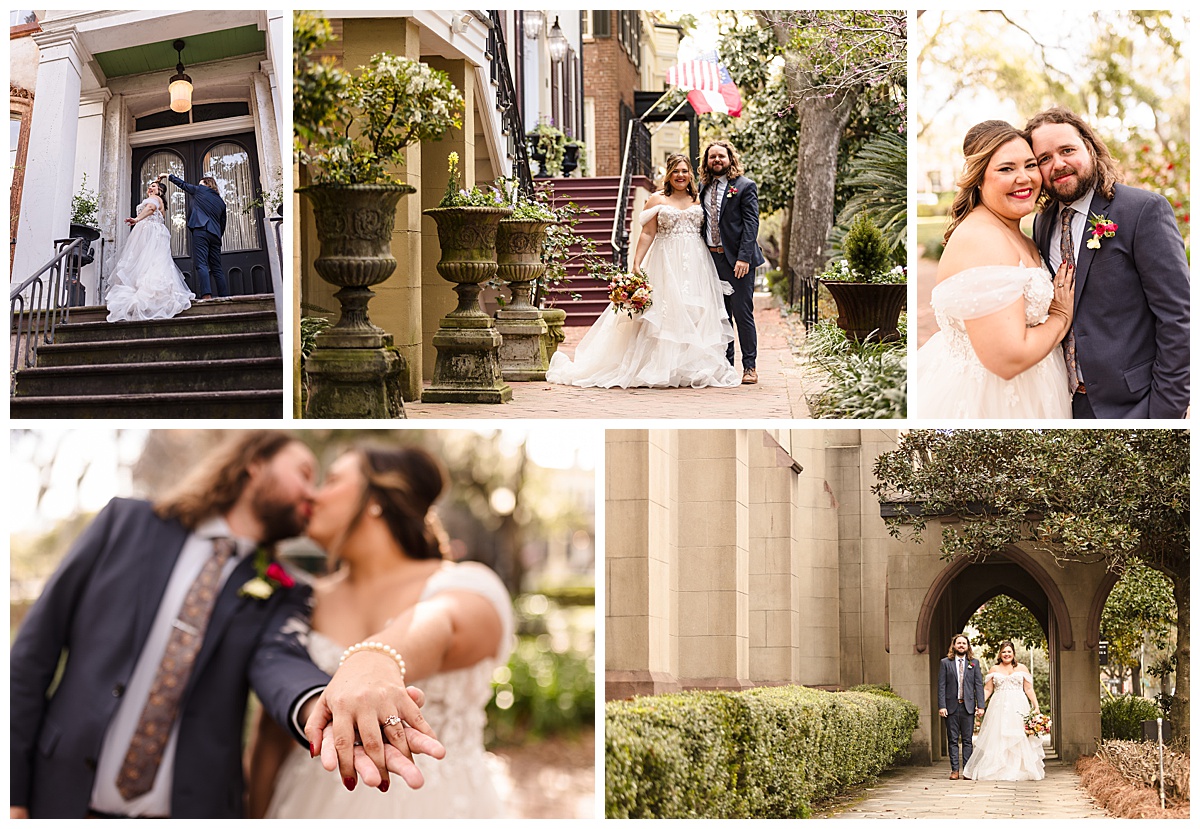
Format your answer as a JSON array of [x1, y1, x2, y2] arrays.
[[50, 310, 277, 344], [10, 389, 283, 419], [13, 356, 283, 397], [34, 331, 281, 367], [14, 294, 278, 328]]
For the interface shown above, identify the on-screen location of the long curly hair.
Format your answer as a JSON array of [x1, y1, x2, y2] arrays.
[[154, 430, 301, 530], [660, 153, 698, 199], [942, 120, 1029, 245], [698, 140, 744, 187], [946, 633, 974, 659], [1024, 105, 1123, 206]]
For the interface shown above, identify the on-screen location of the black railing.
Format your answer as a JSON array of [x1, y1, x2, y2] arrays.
[[9, 237, 84, 391], [799, 275, 819, 330], [611, 119, 652, 269], [488, 11, 534, 198]]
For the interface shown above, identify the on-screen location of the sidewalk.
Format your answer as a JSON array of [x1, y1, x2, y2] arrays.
[[405, 294, 812, 419]]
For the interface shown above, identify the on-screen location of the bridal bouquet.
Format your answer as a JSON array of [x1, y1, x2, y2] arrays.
[[1023, 711, 1051, 736], [608, 271, 653, 318]]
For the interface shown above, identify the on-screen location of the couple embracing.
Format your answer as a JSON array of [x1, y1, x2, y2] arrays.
[[548, 140, 764, 389], [11, 431, 511, 819], [918, 106, 1189, 419]]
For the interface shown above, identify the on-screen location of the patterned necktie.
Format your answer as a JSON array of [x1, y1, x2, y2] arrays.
[[116, 537, 236, 800], [1059, 207, 1080, 393], [957, 658, 964, 697], [708, 182, 721, 247]]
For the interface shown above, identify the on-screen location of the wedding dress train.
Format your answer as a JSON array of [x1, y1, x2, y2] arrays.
[[105, 198, 194, 323]]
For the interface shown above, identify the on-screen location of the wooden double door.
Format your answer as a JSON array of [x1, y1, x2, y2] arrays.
[[131, 132, 270, 295]]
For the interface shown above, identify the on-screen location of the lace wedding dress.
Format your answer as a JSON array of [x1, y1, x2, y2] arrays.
[[916, 265, 1071, 418], [963, 670, 1046, 781], [546, 204, 740, 388], [105, 198, 194, 322], [264, 563, 515, 818]]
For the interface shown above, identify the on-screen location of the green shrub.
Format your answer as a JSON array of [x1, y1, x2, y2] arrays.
[[605, 684, 919, 818], [1101, 695, 1164, 741], [843, 212, 892, 279]]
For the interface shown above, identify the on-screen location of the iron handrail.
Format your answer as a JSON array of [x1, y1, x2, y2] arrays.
[[10, 237, 84, 391], [488, 11, 534, 198], [610, 119, 652, 269]]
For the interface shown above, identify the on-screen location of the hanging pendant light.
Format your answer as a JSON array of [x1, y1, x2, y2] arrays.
[[547, 16, 569, 62], [168, 39, 193, 114], [523, 10, 545, 40]]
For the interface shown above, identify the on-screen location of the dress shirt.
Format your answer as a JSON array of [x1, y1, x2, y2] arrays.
[[705, 176, 729, 246]]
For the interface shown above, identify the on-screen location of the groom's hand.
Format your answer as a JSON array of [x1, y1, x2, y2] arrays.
[[10, 807, 29, 819], [734, 260, 750, 278], [938, 708, 948, 718]]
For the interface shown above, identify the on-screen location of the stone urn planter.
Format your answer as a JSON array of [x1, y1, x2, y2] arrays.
[[541, 307, 567, 357], [422, 205, 513, 403], [494, 218, 552, 381], [820, 281, 907, 343], [297, 183, 412, 418]]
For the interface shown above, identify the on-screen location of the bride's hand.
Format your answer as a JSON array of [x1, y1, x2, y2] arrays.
[[1047, 262, 1075, 332]]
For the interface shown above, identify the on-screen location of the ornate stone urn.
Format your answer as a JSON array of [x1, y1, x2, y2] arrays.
[[820, 281, 907, 343], [421, 205, 513, 403], [494, 219, 552, 381], [297, 183, 412, 418]]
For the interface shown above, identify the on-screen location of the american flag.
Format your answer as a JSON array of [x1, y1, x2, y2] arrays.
[[665, 50, 743, 117]]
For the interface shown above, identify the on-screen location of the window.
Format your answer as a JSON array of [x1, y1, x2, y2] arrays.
[[617, 11, 642, 69], [139, 152, 189, 257], [592, 10, 611, 38], [10, 10, 36, 27], [203, 141, 261, 252], [10, 119, 20, 187]]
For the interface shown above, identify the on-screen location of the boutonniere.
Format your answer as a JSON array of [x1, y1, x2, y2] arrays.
[[1086, 212, 1118, 249], [239, 547, 295, 600], [726, 186, 739, 199]]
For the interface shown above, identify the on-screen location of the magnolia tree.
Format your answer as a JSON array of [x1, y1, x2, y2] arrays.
[[873, 429, 1189, 748]]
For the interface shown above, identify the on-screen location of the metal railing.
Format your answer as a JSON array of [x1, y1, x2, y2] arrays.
[[610, 119, 652, 269], [799, 275, 819, 330], [9, 237, 84, 391], [488, 11, 534, 198]]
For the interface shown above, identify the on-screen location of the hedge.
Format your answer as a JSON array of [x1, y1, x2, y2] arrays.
[[605, 684, 919, 818], [1101, 695, 1165, 741]]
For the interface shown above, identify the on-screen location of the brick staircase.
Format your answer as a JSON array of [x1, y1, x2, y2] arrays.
[[10, 294, 283, 418], [543, 175, 653, 326]]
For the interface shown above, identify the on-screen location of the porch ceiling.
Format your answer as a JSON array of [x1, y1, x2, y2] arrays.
[[94, 26, 266, 78]]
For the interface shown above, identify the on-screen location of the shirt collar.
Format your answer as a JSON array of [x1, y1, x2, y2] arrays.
[[194, 515, 256, 559], [1063, 188, 1094, 219]]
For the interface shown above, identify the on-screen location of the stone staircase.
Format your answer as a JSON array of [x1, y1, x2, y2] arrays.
[[10, 294, 283, 418], [544, 175, 653, 326]]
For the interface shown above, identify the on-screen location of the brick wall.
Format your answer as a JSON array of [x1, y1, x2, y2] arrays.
[[582, 11, 639, 177]]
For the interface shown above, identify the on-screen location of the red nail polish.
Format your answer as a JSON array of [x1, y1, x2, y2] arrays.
[[310, 742, 317, 758], [344, 776, 357, 792], [379, 780, 390, 793]]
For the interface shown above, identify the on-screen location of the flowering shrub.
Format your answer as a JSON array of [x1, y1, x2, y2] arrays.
[[438, 152, 507, 208], [818, 259, 907, 285]]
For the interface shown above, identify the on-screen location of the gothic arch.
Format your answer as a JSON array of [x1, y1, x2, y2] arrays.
[[1085, 570, 1122, 649]]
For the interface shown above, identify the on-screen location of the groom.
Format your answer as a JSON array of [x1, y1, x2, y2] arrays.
[[159, 171, 229, 300], [699, 140, 766, 385], [1026, 107, 1189, 419], [937, 634, 984, 780], [10, 431, 437, 818]]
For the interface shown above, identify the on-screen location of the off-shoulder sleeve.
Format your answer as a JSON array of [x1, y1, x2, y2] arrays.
[[638, 204, 663, 226], [930, 266, 1034, 321], [421, 562, 515, 664]]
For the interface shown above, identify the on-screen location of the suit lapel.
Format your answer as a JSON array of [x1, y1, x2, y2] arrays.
[[132, 519, 190, 655], [1072, 190, 1113, 308], [1033, 210, 1053, 268], [189, 553, 259, 683]]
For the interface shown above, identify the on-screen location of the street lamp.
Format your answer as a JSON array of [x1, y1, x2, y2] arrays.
[[523, 10, 544, 40], [547, 16, 568, 62], [168, 39, 193, 114]]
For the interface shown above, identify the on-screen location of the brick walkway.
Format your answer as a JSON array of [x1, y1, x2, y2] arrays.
[[404, 294, 812, 419], [819, 762, 1108, 819]]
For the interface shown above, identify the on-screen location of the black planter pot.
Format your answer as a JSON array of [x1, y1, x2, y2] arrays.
[[561, 143, 581, 177], [820, 280, 907, 343], [69, 223, 101, 266]]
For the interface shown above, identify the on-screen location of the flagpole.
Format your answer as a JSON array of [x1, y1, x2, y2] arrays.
[[639, 90, 675, 121], [650, 97, 692, 136]]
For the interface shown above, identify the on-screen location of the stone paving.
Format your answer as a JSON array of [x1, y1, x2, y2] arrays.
[[821, 761, 1109, 819], [404, 294, 814, 420]]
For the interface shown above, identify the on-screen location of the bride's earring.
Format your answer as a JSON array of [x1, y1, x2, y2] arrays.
[[368, 504, 383, 518]]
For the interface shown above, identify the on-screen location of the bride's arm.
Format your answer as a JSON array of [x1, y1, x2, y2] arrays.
[[983, 674, 994, 704], [1022, 671, 1040, 713], [127, 200, 157, 226], [632, 195, 663, 274]]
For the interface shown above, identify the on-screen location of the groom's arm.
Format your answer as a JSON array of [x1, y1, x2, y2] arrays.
[[166, 173, 202, 197], [936, 660, 948, 711], [1132, 193, 1190, 417], [734, 180, 761, 275]]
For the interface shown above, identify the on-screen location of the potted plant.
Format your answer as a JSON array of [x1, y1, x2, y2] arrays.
[[818, 212, 906, 342], [527, 123, 566, 177], [561, 138, 586, 177], [67, 173, 100, 305], [492, 180, 556, 380], [294, 12, 464, 417]]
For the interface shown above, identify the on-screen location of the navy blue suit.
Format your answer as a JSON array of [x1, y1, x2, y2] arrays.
[[1033, 183, 1189, 418], [938, 655, 985, 771], [700, 175, 766, 370], [10, 499, 329, 818], [168, 174, 229, 297]]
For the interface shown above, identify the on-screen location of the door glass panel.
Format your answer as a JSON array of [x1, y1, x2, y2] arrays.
[[202, 141, 260, 252], [139, 152, 188, 257]]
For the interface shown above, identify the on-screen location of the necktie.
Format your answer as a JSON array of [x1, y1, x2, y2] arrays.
[[116, 538, 236, 800], [957, 658, 964, 697], [1059, 207, 1080, 393], [708, 181, 721, 247]]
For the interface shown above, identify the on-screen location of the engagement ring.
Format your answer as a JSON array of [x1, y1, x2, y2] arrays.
[[383, 715, 403, 728]]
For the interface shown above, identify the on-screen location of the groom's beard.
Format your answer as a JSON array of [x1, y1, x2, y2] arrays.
[[1043, 160, 1098, 204], [251, 482, 311, 543]]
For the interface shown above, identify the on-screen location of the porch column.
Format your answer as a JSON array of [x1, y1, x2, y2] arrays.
[[13, 27, 86, 284], [97, 93, 131, 292]]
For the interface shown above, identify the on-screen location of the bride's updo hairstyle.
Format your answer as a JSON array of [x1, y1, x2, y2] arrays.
[[351, 445, 450, 560], [660, 153, 698, 199], [942, 120, 1028, 245]]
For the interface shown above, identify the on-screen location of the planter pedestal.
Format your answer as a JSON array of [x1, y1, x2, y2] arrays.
[[495, 219, 551, 381], [820, 280, 907, 343], [306, 344, 405, 419], [541, 307, 567, 357], [422, 206, 513, 403]]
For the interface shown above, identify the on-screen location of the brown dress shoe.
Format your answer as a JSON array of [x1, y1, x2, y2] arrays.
[[742, 368, 758, 385], [949, 771, 960, 780]]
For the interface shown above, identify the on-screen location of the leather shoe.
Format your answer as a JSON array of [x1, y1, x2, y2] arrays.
[[742, 368, 758, 385], [949, 771, 960, 780]]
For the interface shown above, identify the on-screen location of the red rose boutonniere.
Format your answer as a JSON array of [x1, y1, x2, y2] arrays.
[[239, 548, 296, 600], [1087, 212, 1118, 250], [726, 186, 739, 199]]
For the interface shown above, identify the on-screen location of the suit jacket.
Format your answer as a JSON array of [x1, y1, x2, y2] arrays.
[[699, 174, 766, 271], [10, 498, 329, 818], [168, 175, 227, 239], [938, 655, 984, 714], [1033, 182, 1190, 418]]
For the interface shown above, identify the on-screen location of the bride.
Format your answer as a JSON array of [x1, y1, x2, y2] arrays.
[[249, 444, 513, 818], [916, 120, 1075, 418], [964, 641, 1046, 781], [105, 180, 195, 322], [546, 153, 739, 388]]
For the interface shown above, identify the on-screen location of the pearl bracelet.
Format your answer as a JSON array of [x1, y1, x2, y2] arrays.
[[339, 640, 407, 684]]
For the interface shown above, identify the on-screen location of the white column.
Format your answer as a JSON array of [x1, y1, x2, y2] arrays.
[[12, 27, 87, 284], [97, 94, 132, 293], [263, 9, 286, 145]]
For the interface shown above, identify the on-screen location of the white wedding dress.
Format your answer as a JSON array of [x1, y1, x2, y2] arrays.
[[963, 670, 1046, 781], [105, 198, 194, 322], [546, 204, 740, 388], [916, 265, 1071, 418], [264, 563, 515, 819]]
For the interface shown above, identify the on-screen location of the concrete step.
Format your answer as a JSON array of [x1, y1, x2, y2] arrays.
[[10, 388, 283, 419], [13, 356, 283, 397], [12, 293, 277, 328], [50, 310, 277, 345], [34, 330, 281, 367]]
